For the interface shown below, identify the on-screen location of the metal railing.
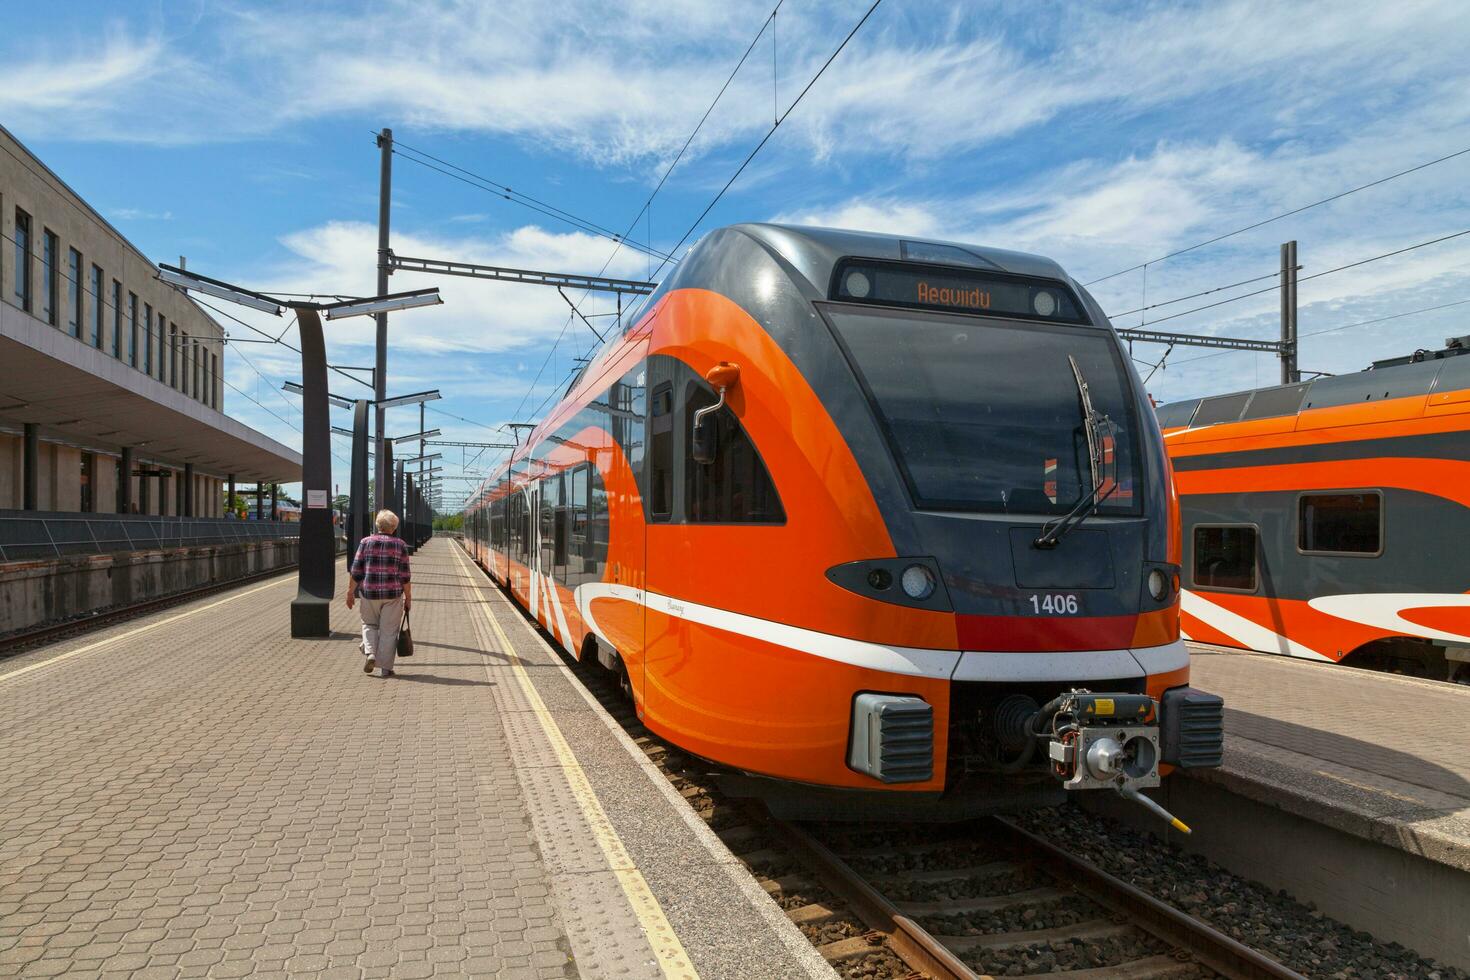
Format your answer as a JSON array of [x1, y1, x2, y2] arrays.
[[0, 510, 302, 562]]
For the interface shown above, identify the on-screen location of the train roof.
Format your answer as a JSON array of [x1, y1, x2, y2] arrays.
[[1155, 338, 1470, 430]]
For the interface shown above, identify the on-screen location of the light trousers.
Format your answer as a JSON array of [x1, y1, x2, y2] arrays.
[[359, 594, 404, 671]]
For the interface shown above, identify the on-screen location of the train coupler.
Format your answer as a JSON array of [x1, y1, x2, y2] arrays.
[[1039, 689, 1205, 833]]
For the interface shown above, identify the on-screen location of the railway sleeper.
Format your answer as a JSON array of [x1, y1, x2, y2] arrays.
[[898, 884, 1067, 917], [786, 901, 845, 926], [864, 860, 1019, 886], [1032, 953, 1200, 979], [816, 932, 886, 963], [934, 918, 1130, 952], [760, 873, 818, 896]]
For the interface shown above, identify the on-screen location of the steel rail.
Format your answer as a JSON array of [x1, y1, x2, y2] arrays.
[[767, 818, 981, 980]]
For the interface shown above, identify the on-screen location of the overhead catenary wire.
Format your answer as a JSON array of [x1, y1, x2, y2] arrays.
[[389, 142, 673, 262], [521, 0, 878, 427], [649, 0, 885, 282], [1086, 143, 1470, 286], [1128, 227, 1470, 329], [1168, 298, 1470, 369], [509, 1, 789, 425]]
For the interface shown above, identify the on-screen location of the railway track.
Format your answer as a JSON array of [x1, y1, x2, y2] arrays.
[[508, 605, 1304, 978], [0, 563, 300, 657]]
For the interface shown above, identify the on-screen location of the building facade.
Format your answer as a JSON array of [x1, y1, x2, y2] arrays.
[[0, 125, 299, 515]]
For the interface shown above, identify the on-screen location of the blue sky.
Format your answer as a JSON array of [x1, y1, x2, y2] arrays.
[[5, 0, 1470, 507]]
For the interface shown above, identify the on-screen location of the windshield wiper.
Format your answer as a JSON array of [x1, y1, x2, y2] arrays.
[[1034, 355, 1116, 550]]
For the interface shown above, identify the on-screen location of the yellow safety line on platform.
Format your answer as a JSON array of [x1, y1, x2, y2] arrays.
[[451, 546, 700, 980], [0, 574, 295, 685]]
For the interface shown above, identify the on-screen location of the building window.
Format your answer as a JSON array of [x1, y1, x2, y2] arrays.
[[143, 302, 153, 376], [156, 314, 167, 380], [91, 265, 104, 347], [80, 452, 95, 513], [682, 381, 784, 524], [170, 322, 178, 387], [181, 331, 190, 396], [42, 230, 59, 326], [193, 340, 202, 401], [211, 352, 219, 408], [1192, 525, 1258, 592], [112, 280, 123, 357], [67, 246, 82, 336], [130, 293, 141, 370], [1299, 492, 1382, 555], [13, 209, 32, 311]]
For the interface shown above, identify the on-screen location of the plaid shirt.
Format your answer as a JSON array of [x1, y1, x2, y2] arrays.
[[350, 534, 411, 600]]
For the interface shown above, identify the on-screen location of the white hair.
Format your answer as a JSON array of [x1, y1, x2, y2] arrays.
[[375, 509, 399, 533]]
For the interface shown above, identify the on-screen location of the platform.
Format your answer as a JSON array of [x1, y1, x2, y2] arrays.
[[1188, 645, 1470, 870], [1088, 644, 1470, 969], [0, 538, 833, 980]]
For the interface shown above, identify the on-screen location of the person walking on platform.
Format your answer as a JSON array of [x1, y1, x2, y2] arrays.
[[346, 509, 413, 678]]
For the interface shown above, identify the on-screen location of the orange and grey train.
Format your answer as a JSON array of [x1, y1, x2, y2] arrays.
[[464, 224, 1223, 821], [1157, 338, 1470, 683]]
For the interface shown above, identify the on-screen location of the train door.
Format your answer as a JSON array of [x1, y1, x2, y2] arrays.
[[589, 355, 649, 702], [641, 355, 680, 710]]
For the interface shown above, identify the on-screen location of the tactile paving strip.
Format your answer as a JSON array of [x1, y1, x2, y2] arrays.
[[502, 710, 568, 769], [511, 765, 634, 876], [552, 870, 666, 980]]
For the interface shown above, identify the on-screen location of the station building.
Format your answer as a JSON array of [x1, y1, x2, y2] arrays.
[[0, 124, 299, 516]]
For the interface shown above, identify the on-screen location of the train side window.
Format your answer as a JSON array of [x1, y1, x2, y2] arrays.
[[682, 382, 785, 524], [1192, 525, 1257, 592], [1192, 392, 1252, 426], [649, 383, 675, 521], [569, 464, 590, 580], [1299, 492, 1381, 555]]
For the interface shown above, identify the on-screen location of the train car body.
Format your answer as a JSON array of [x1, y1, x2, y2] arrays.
[[465, 224, 1221, 819], [1156, 340, 1470, 681]]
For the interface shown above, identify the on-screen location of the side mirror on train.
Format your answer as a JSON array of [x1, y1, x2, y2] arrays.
[[692, 361, 740, 465]]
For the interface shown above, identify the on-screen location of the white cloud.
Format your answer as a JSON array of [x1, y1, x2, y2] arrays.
[[10, 0, 1470, 171], [110, 207, 174, 221]]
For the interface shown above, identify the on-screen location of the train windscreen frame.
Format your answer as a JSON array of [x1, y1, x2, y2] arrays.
[[822, 304, 1141, 516]]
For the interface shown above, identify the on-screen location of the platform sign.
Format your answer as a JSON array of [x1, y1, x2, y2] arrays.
[[306, 489, 328, 509]]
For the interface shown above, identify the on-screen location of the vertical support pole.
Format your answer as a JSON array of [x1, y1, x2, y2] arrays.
[[255, 484, 263, 521], [1287, 240, 1299, 384], [349, 399, 371, 560], [226, 473, 234, 518], [1280, 241, 1299, 385], [184, 462, 195, 517], [374, 127, 393, 511], [290, 307, 335, 637], [121, 447, 136, 513], [23, 423, 40, 511], [270, 483, 279, 522]]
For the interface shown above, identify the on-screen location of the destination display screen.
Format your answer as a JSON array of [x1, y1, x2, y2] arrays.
[[830, 259, 1089, 324]]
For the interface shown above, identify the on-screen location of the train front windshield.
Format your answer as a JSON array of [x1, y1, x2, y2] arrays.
[[825, 306, 1140, 516]]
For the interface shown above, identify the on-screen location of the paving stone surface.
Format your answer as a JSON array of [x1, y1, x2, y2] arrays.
[[0, 543, 578, 979]]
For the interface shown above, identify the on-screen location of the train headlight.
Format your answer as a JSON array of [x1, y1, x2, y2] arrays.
[[1032, 290, 1058, 317], [1147, 568, 1168, 601], [900, 564, 935, 600], [844, 271, 872, 298], [867, 568, 893, 590]]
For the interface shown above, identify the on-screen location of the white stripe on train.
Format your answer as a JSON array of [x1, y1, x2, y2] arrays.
[[572, 582, 1188, 682]]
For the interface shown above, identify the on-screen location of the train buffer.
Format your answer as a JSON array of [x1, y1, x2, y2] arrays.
[[0, 538, 832, 980]]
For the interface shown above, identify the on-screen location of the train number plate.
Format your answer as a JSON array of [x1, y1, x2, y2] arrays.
[[1028, 593, 1081, 615]]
